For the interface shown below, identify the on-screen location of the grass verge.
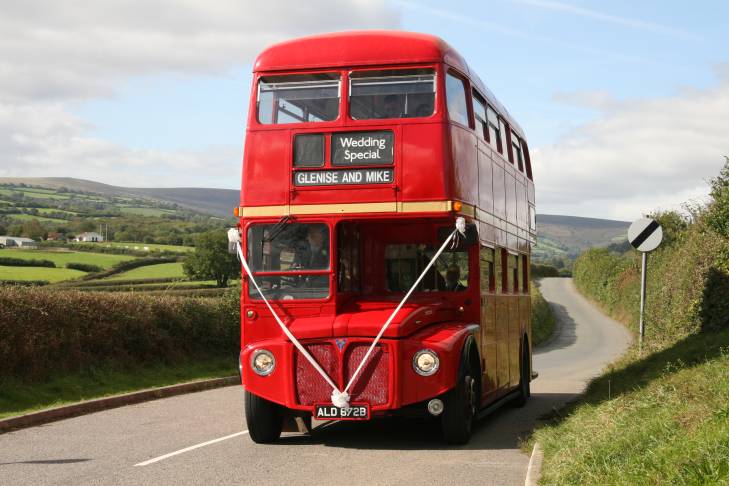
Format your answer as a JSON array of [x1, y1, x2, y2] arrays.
[[106, 261, 185, 280], [0, 266, 86, 282], [0, 356, 237, 419], [1, 249, 135, 270], [531, 328, 729, 484], [531, 282, 556, 347]]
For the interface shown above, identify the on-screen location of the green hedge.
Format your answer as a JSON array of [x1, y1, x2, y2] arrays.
[[0, 257, 55, 268], [66, 262, 103, 272], [573, 217, 729, 351], [0, 286, 240, 382], [0, 280, 49, 287], [531, 263, 560, 278]]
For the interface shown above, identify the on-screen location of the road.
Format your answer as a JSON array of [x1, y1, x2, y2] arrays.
[[0, 278, 632, 485]]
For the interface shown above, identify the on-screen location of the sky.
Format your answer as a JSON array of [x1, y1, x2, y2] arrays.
[[0, 0, 727, 221]]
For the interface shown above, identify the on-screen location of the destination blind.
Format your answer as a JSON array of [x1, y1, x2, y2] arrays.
[[332, 131, 393, 165], [294, 168, 393, 186]]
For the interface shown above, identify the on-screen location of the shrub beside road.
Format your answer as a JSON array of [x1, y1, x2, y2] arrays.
[[531, 158, 729, 484], [0, 285, 240, 418]]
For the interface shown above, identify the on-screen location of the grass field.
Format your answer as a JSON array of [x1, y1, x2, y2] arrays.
[[0, 188, 69, 200], [0, 357, 236, 419], [106, 262, 185, 280], [1, 249, 134, 269], [0, 266, 86, 282], [102, 242, 193, 253], [119, 206, 175, 217], [5, 213, 70, 223]]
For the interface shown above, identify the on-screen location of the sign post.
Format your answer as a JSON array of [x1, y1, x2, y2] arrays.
[[627, 217, 663, 351]]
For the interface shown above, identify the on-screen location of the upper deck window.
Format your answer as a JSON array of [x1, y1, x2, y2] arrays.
[[349, 69, 435, 120], [511, 130, 524, 172], [472, 92, 487, 141], [446, 72, 470, 127], [257, 73, 340, 124]]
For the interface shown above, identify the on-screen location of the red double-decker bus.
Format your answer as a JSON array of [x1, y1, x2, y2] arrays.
[[233, 31, 536, 444]]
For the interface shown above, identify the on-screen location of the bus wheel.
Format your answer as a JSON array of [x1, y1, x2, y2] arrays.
[[441, 350, 478, 444], [513, 339, 531, 407], [245, 390, 283, 443]]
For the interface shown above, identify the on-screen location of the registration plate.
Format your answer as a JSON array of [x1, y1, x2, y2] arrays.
[[314, 403, 370, 421]]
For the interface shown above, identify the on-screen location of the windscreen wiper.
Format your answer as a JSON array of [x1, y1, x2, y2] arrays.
[[263, 215, 293, 243]]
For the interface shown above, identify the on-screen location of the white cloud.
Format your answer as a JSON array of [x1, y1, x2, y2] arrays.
[[513, 0, 699, 41], [0, 0, 399, 186], [534, 67, 729, 220]]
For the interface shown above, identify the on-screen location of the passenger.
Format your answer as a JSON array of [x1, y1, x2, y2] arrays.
[[444, 264, 467, 291], [382, 94, 402, 118]]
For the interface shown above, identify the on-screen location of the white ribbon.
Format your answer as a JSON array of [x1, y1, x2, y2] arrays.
[[229, 218, 466, 410]]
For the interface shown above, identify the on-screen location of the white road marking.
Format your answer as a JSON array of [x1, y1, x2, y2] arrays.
[[134, 430, 249, 466]]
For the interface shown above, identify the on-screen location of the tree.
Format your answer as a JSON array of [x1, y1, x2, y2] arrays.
[[183, 230, 240, 287], [706, 156, 729, 238], [21, 219, 47, 240], [648, 210, 688, 247]]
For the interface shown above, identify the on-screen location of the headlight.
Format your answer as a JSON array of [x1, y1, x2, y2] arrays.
[[251, 349, 275, 376], [413, 349, 439, 376]]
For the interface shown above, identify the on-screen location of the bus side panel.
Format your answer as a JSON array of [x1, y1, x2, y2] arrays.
[[242, 130, 291, 207], [494, 295, 510, 389], [480, 292, 498, 399], [509, 295, 521, 387]]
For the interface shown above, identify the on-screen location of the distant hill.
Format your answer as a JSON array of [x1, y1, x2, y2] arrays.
[[0, 177, 630, 260], [535, 214, 630, 262], [0, 177, 239, 218]]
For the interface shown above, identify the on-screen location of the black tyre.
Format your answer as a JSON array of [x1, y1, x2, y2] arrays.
[[245, 390, 284, 443], [513, 338, 531, 407], [441, 346, 480, 445]]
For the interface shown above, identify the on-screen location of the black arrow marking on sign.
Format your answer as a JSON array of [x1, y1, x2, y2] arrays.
[[631, 220, 659, 249]]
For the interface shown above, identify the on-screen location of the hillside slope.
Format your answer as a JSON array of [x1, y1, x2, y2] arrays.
[[0, 177, 239, 218], [535, 214, 629, 262]]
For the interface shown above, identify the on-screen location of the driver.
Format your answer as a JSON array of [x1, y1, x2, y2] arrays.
[[294, 225, 328, 270]]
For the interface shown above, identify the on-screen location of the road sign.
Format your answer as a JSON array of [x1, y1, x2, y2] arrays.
[[628, 217, 663, 252], [628, 217, 663, 351]]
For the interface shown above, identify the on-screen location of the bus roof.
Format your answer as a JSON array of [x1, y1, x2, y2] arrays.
[[254, 31, 524, 136]]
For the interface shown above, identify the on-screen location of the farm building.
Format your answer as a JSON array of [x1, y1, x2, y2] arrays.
[[74, 232, 104, 243], [0, 236, 38, 248]]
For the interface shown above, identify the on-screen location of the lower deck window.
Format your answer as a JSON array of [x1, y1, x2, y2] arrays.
[[385, 244, 469, 292], [247, 222, 330, 300]]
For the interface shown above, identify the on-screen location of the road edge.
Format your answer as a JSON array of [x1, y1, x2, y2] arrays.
[[0, 376, 239, 434], [524, 441, 543, 485]]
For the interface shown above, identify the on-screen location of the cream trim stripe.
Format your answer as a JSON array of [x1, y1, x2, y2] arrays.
[[239, 200, 452, 217]]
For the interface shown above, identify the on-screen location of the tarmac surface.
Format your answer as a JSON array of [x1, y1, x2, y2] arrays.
[[0, 278, 632, 485]]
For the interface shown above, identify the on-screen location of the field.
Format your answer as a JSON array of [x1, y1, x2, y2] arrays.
[[0, 266, 86, 282], [101, 242, 193, 253], [1, 249, 134, 269], [5, 213, 69, 224], [107, 262, 186, 280]]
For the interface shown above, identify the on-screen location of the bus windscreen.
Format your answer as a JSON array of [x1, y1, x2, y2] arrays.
[[349, 69, 435, 120]]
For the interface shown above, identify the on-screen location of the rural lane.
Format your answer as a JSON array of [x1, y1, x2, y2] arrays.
[[0, 278, 632, 485]]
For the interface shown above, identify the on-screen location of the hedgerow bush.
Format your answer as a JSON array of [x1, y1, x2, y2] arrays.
[[573, 161, 729, 350], [66, 262, 103, 272], [0, 257, 55, 268], [0, 286, 240, 382]]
